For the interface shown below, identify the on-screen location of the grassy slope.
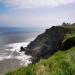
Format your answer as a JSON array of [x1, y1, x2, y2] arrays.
[[5, 24, 75, 75], [6, 47, 75, 75]]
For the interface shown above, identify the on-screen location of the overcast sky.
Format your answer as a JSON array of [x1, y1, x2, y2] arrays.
[[0, 0, 75, 28]]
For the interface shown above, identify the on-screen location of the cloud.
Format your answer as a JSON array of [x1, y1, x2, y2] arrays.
[[0, 0, 75, 9], [0, 14, 53, 27], [0, 10, 75, 28]]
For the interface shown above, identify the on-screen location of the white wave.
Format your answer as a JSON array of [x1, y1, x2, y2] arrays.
[[0, 42, 32, 66], [0, 55, 13, 61], [14, 52, 32, 66], [5, 42, 30, 52]]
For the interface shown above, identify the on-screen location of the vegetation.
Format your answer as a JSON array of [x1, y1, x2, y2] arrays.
[[5, 47, 75, 75]]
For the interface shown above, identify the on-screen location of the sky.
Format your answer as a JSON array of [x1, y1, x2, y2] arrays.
[[0, 0, 75, 28]]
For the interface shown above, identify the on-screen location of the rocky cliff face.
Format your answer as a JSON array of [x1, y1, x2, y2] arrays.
[[22, 26, 70, 62]]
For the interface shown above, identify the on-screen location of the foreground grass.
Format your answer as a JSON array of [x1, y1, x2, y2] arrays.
[[5, 47, 75, 75]]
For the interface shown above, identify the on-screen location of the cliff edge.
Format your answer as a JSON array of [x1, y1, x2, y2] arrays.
[[21, 23, 75, 62]]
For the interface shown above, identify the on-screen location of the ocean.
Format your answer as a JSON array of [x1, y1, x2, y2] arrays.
[[0, 27, 42, 75]]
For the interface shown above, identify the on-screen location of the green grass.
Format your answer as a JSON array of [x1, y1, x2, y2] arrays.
[[63, 25, 75, 42], [5, 65, 35, 75], [5, 47, 75, 75]]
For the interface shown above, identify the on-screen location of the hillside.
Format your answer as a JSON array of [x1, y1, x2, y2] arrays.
[[5, 23, 75, 75], [24, 23, 75, 62], [6, 47, 75, 75]]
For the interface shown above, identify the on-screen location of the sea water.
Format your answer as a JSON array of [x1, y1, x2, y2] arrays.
[[0, 27, 42, 74]]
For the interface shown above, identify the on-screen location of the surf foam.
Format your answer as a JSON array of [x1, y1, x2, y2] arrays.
[[0, 42, 32, 66]]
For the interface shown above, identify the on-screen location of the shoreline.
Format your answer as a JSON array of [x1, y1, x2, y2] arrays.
[[0, 42, 32, 75]]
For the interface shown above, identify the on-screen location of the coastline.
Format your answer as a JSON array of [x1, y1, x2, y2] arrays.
[[0, 42, 32, 75]]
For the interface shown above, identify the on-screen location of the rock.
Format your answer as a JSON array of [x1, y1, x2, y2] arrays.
[[20, 46, 26, 52], [61, 37, 75, 50], [25, 26, 68, 61], [22, 24, 75, 63]]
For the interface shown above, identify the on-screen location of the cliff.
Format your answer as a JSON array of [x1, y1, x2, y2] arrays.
[[21, 23, 75, 62]]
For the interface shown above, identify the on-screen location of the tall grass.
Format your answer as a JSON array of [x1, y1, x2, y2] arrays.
[[5, 47, 75, 75]]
